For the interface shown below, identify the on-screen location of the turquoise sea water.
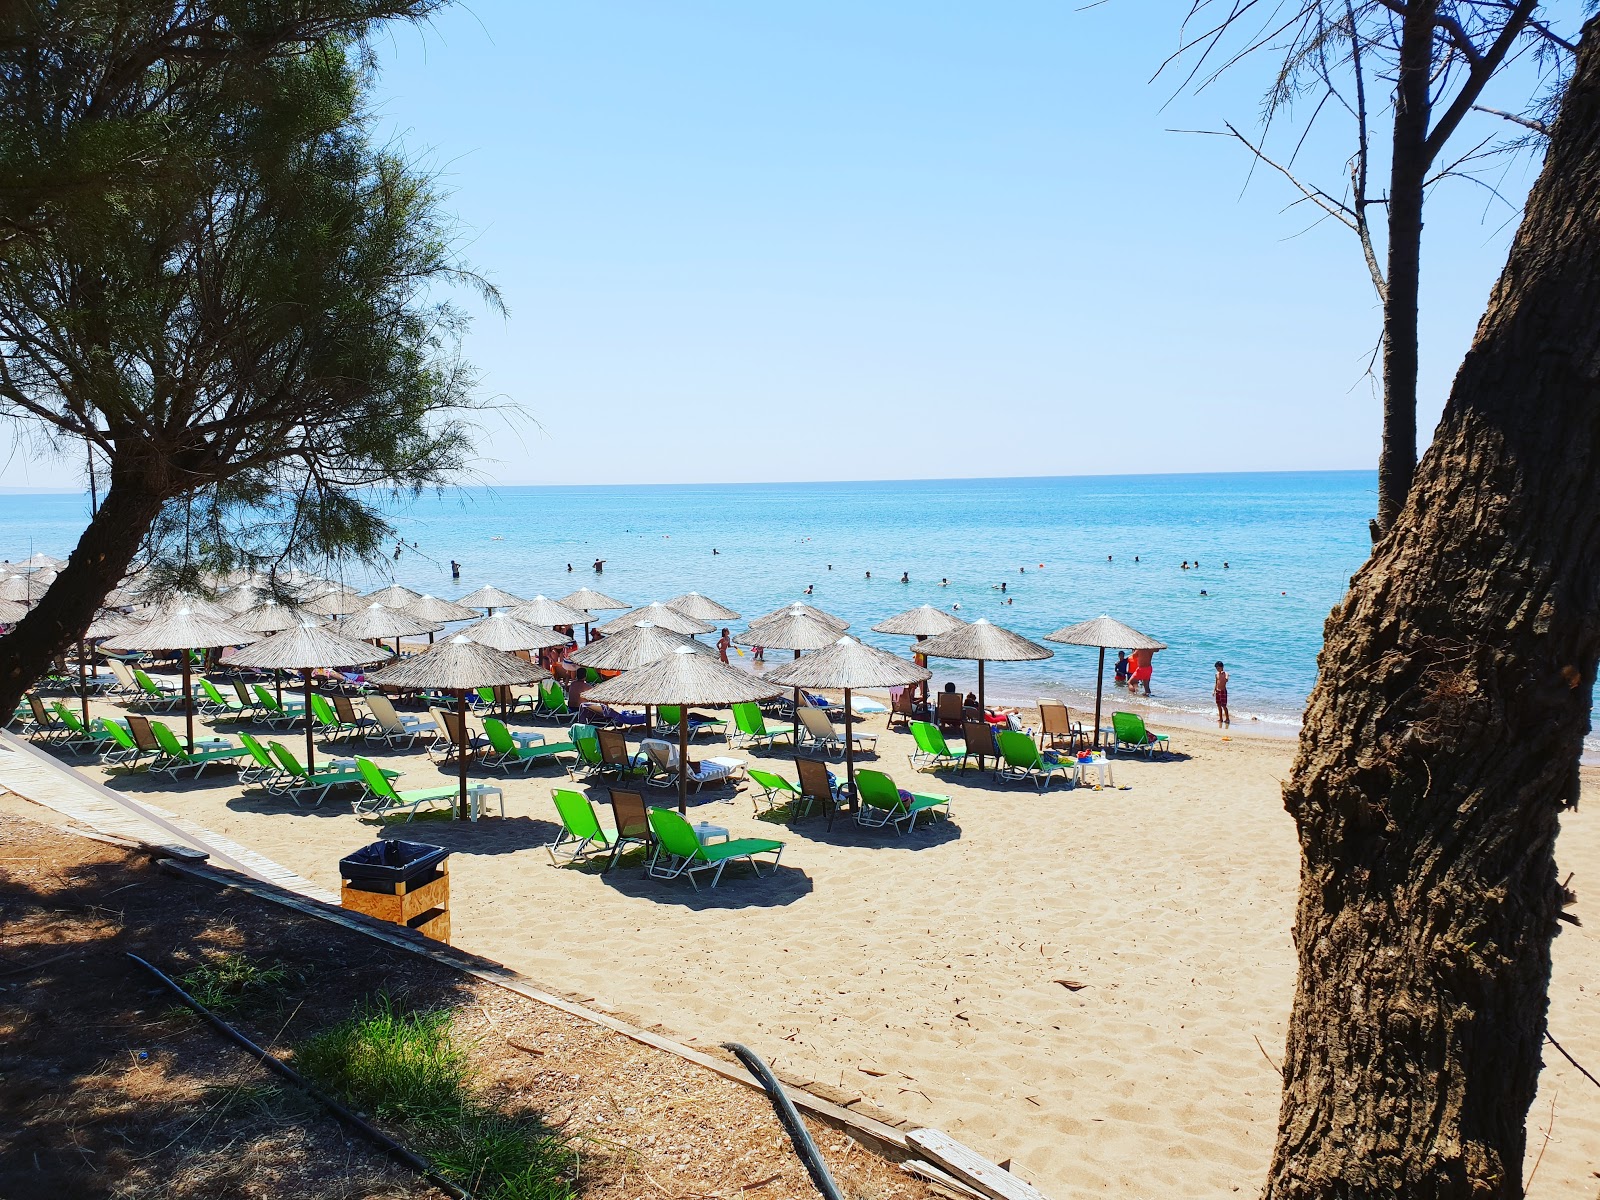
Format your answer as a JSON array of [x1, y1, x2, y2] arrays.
[[0, 472, 1376, 728]]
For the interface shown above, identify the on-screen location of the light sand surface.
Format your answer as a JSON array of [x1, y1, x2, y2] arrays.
[[58, 688, 1600, 1198]]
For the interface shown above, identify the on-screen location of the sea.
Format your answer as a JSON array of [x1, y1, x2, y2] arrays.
[[0, 471, 1381, 735]]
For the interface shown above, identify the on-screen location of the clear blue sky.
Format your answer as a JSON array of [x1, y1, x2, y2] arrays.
[[0, 0, 1565, 488]]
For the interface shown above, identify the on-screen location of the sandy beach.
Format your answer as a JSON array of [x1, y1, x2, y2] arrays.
[[36, 688, 1600, 1198]]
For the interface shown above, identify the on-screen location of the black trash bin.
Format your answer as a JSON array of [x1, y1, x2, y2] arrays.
[[339, 840, 450, 942]]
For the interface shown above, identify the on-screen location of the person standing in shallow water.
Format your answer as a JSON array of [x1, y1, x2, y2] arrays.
[[717, 628, 731, 664], [1214, 661, 1230, 727]]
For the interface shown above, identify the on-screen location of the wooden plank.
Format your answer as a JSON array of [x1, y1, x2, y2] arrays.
[[156, 857, 911, 1156], [905, 1129, 1049, 1200], [902, 1159, 988, 1199], [341, 871, 449, 924]]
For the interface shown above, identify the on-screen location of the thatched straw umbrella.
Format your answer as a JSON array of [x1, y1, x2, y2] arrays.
[[569, 622, 713, 728], [666, 592, 740, 622], [457, 611, 569, 653], [104, 599, 258, 751], [594, 602, 713, 638], [751, 601, 848, 632], [402, 594, 481, 642], [736, 608, 841, 743], [766, 636, 928, 819], [0, 596, 29, 624], [1044, 616, 1168, 747], [367, 635, 548, 819], [916, 619, 1052, 717], [558, 586, 628, 613], [506, 594, 588, 628], [872, 605, 967, 705], [366, 583, 424, 609], [302, 584, 365, 616], [584, 647, 781, 815], [338, 602, 442, 657], [229, 620, 389, 774], [236, 602, 326, 634], [20, 553, 65, 571], [0, 570, 56, 603], [457, 584, 524, 614]]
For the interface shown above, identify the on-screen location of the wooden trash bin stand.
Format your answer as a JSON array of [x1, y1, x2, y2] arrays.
[[338, 840, 450, 943]]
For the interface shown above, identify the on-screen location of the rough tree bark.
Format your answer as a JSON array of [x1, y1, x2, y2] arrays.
[[0, 463, 163, 715], [1264, 16, 1600, 1200], [1373, 0, 1437, 537]]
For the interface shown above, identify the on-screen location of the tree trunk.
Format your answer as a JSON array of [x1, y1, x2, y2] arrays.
[[0, 468, 164, 716], [1373, 0, 1436, 539], [1263, 17, 1600, 1199]]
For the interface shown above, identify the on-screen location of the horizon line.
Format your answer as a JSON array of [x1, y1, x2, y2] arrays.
[[0, 466, 1377, 497]]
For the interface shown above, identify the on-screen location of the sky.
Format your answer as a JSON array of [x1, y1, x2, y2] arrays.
[[0, 1, 1572, 488]]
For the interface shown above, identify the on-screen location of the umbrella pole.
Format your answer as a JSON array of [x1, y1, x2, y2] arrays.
[[275, 669, 282, 705], [792, 650, 801, 745], [183, 653, 194, 752], [679, 707, 690, 816], [844, 687, 855, 819], [977, 660, 985, 719], [78, 639, 89, 728], [457, 689, 469, 821], [303, 668, 315, 774], [1093, 647, 1106, 748]]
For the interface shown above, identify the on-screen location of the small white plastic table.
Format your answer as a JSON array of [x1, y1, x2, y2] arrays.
[[692, 822, 730, 844], [510, 730, 545, 749], [1073, 755, 1115, 789], [464, 783, 504, 821]]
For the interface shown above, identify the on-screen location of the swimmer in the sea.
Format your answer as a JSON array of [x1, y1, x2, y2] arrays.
[[900, 572, 909, 584]]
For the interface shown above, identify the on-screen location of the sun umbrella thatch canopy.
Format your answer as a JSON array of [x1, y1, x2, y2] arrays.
[[228, 620, 389, 672], [752, 602, 848, 632], [365, 583, 425, 609], [917, 619, 1053, 664], [236, 602, 327, 634], [366, 634, 546, 691], [103, 599, 257, 653], [764, 636, 929, 691], [337, 602, 442, 641], [1044, 616, 1168, 651], [558, 586, 628, 612], [735, 609, 839, 652], [666, 592, 740, 621], [506, 594, 588, 627], [456, 611, 570, 653], [404, 594, 482, 623], [872, 605, 969, 637], [301, 585, 365, 616], [0, 597, 30, 624], [457, 584, 525, 611], [593, 602, 714, 637], [568, 622, 713, 671]]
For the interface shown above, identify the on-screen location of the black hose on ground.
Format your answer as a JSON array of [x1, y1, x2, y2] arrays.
[[127, 953, 471, 1200], [722, 1041, 846, 1200]]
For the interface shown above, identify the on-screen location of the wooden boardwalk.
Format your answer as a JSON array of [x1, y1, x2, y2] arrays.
[[0, 732, 337, 904]]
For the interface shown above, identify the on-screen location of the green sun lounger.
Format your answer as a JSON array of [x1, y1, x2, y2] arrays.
[[546, 789, 614, 865], [253, 684, 306, 727], [481, 717, 577, 772], [645, 807, 783, 889], [747, 768, 805, 816], [98, 718, 152, 768], [148, 720, 249, 778], [996, 729, 1074, 791], [237, 731, 283, 787], [197, 678, 248, 719], [853, 768, 951, 833], [730, 702, 793, 750], [133, 668, 184, 711], [353, 757, 458, 823], [268, 741, 393, 806], [537, 681, 575, 722], [50, 703, 118, 757], [908, 720, 969, 772], [657, 704, 725, 741], [1110, 711, 1170, 758]]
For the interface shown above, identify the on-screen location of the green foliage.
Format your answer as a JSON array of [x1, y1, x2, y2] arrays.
[[176, 952, 295, 1014], [296, 994, 577, 1200], [0, 1, 494, 584], [296, 994, 467, 1124]]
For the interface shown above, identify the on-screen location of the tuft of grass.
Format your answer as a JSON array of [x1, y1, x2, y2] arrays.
[[296, 994, 467, 1124], [177, 952, 295, 1014], [297, 994, 577, 1200]]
